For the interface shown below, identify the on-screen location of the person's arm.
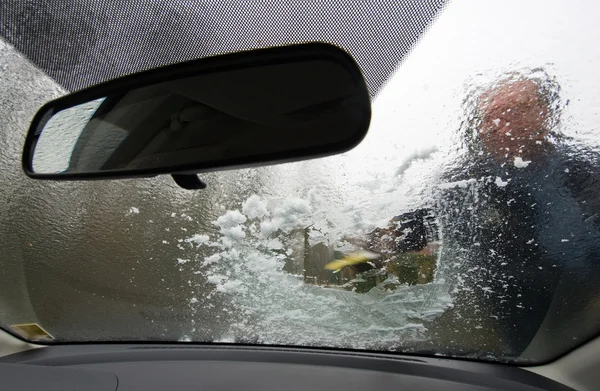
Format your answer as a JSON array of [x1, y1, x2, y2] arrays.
[[366, 208, 438, 258], [563, 148, 600, 225]]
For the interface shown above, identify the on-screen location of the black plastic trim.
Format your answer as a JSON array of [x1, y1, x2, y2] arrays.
[[0, 344, 574, 390]]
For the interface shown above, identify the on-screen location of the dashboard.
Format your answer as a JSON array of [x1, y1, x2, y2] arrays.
[[0, 344, 573, 390]]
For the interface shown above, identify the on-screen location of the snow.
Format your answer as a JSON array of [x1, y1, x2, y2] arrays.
[[212, 210, 249, 244], [186, 234, 210, 246], [266, 238, 284, 250], [215, 280, 245, 294], [513, 157, 531, 168], [492, 118, 501, 126], [222, 225, 246, 240], [495, 177, 509, 187], [193, 202, 453, 349], [207, 274, 227, 285], [203, 254, 221, 266], [128, 207, 140, 214], [177, 258, 190, 265], [394, 146, 439, 176], [258, 198, 312, 237], [242, 195, 270, 219], [215, 336, 236, 343], [206, 273, 246, 294], [214, 210, 247, 229], [259, 220, 279, 238]]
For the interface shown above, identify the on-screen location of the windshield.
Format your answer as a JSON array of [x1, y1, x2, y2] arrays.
[[2, 0, 600, 364]]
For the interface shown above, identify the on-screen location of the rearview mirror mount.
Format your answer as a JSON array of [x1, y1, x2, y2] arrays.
[[22, 43, 371, 189]]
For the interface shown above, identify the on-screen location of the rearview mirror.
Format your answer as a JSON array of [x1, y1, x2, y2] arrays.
[[23, 43, 371, 186]]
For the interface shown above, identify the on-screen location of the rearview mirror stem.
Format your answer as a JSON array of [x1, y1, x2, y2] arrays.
[[171, 174, 207, 190]]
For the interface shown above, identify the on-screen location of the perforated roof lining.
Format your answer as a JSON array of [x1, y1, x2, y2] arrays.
[[0, 0, 446, 95]]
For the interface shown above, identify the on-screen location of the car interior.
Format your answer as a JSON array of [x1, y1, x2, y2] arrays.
[[1, 1, 599, 390]]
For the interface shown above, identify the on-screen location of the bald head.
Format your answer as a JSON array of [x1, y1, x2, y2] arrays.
[[478, 79, 550, 161]]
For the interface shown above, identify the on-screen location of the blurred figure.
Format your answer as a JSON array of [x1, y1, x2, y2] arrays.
[[343, 71, 600, 357], [478, 78, 552, 160]]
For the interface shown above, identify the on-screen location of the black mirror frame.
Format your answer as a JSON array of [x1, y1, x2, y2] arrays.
[[22, 43, 371, 181]]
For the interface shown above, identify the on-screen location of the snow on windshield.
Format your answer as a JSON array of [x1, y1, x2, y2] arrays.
[[178, 194, 451, 347], [2, 0, 600, 364]]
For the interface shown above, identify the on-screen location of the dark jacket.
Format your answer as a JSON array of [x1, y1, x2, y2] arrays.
[[387, 143, 600, 358]]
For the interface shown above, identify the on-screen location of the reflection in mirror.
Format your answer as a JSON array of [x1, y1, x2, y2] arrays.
[[29, 59, 369, 176], [33, 98, 105, 173]]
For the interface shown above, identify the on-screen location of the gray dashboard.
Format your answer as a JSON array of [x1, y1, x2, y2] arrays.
[[0, 344, 574, 390]]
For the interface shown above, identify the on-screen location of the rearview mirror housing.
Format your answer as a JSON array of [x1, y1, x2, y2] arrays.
[[22, 43, 371, 182]]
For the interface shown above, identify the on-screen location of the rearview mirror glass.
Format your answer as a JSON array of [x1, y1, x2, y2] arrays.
[[23, 43, 371, 179]]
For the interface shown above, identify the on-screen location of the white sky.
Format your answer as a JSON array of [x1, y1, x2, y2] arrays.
[[351, 0, 600, 170]]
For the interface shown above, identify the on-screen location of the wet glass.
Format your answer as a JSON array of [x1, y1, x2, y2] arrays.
[[1, 0, 600, 364]]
